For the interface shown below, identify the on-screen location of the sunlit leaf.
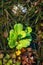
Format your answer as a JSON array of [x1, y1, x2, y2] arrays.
[[14, 23, 23, 34], [8, 40, 18, 48], [8, 23, 32, 49], [25, 27, 32, 33], [18, 31, 26, 39], [16, 39, 31, 50], [9, 29, 17, 41]]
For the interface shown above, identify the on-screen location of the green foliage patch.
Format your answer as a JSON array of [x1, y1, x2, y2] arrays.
[[8, 23, 32, 50]]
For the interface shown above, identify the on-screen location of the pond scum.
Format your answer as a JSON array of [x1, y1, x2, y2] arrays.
[[0, 0, 43, 65]]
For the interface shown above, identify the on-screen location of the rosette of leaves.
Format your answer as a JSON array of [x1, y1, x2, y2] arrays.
[[8, 23, 32, 50]]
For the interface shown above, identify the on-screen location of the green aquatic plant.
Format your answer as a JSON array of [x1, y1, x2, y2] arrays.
[[8, 23, 32, 50]]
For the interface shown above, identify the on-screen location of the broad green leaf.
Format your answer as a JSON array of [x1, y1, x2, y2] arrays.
[[14, 23, 23, 34], [8, 23, 32, 49], [8, 40, 18, 48], [18, 31, 26, 39], [26, 33, 32, 41], [25, 27, 32, 33], [9, 29, 17, 41], [16, 39, 30, 50]]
